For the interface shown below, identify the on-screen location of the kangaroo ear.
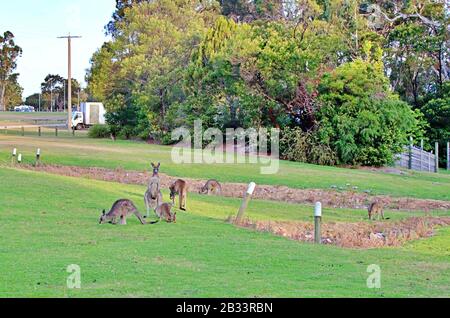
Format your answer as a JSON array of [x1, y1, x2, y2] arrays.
[[157, 162, 161, 168], [102, 210, 106, 216], [151, 162, 155, 168]]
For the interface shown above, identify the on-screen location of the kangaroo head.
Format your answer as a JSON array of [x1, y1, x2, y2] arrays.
[[151, 162, 161, 176], [199, 186, 207, 194], [169, 187, 176, 201], [99, 210, 107, 224]]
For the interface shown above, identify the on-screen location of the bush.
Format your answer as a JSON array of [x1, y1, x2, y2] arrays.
[[88, 124, 110, 139], [316, 57, 420, 166], [280, 128, 337, 166]]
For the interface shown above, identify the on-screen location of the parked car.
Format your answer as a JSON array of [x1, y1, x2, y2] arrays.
[[14, 106, 35, 112]]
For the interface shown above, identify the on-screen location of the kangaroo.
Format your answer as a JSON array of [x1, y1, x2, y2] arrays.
[[155, 194, 177, 223], [99, 199, 158, 225], [199, 179, 222, 196], [170, 179, 188, 211], [144, 162, 161, 218], [368, 202, 385, 221]]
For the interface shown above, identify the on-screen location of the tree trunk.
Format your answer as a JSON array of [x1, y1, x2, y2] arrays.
[[0, 82, 6, 112]]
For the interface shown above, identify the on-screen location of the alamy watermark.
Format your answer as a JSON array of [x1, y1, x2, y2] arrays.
[[171, 120, 280, 175], [367, 264, 381, 289], [67, 264, 81, 289]]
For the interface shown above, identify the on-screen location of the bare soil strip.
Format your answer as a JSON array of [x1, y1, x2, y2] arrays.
[[20, 164, 450, 211], [231, 217, 450, 249]]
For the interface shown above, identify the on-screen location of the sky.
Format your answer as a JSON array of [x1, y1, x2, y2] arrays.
[[0, 0, 116, 98]]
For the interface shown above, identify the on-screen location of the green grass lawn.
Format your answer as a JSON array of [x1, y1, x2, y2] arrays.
[[0, 167, 448, 298], [1, 134, 450, 201]]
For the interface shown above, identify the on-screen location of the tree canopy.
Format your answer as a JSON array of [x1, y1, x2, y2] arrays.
[[87, 0, 449, 167], [0, 31, 23, 111]]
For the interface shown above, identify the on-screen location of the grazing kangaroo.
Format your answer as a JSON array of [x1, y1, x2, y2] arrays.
[[99, 199, 158, 225], [368, 202, 385, 220], [199, 179, 222, 196], [155, 194, 177, 223], [170, 179, 188, 211], [144, 162, 161, 218]]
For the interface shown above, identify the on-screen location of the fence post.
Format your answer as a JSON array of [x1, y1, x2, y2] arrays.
[[314, 202, 322, 244], [36, 148, 41, 166], [55, 127, 58, 137], [408, 137, 413, 170], [11, 148, 17, 165], [435, 142, 439, 173], [428, 152, 431, 172], [447, 142, 449, 171], [420, 140, 424, 172], [235, 182, 256, 224], [38, 127, 41, 137], [21, 126, 24, 136]]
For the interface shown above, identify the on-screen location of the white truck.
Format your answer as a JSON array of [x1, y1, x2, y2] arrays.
[[72, 102, 106, 130]]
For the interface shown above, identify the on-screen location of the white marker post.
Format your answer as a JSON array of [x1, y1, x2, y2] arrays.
[[17, 153, 22, 164], [12, 148, 17, 165], [36, 148, 41, 166], [235, 182, 256, 224], [314, 202, 322, 244]]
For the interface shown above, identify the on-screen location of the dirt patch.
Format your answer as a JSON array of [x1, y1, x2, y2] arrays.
[[230, 217, 450, 249], [20, 164, 450, 211]]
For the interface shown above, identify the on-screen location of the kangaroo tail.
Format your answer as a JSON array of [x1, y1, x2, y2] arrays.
[[131, 203, 147, 225], [146, 219, 160, 225]]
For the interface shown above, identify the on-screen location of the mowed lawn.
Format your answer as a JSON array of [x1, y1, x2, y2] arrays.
[[0, 168, 449, 298], [1, 134, 450, 201]]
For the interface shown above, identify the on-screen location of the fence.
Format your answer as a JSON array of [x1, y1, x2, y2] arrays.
[[395, 145, 437, 173]]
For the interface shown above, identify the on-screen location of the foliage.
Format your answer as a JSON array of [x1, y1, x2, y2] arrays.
[[83, 0, 448, 167], [3, 73, 23, 109], [421, 82, 450, 166], [280, 127, 337, 166], [0, 31, 22, 111], [317, 51, 420, 166], [88, 124, 111, 139]]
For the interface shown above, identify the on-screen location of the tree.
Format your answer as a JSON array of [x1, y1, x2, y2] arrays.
[[89, 0, 219, 139], [316, 44, 421, 166], [40, 74, 81, 111], [3, 73, 23, 109], [370, 0, 449, 107], [421, 82, 450, 166], [0, 31, 22, 111], [25, 93, 40, 109], [106, 0, 149, 36]]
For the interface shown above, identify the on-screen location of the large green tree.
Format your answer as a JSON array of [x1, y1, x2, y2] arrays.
[[3, 73, 23, 109], [0, 31, 22, 111], [88, 0, 219, 139]]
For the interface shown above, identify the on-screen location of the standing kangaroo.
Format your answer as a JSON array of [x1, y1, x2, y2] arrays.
[[199, 179, 222, 196], [368, 202, 385, 220], [99, 199, 158, 225], [144, 162, 161, 218], [170, 179, 188, 211]]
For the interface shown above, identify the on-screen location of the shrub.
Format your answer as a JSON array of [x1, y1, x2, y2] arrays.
[[280, 127, 337, 166], [88, 124, 110, 139], [316, 56, 420, 166]]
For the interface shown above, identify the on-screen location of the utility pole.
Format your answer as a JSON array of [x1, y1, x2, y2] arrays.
[[58, 34, 81, 131], [63, 81, 66, 112], [50, 80, 53, 112]]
